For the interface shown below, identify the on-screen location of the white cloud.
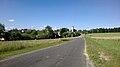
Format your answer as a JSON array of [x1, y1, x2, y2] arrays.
[[8, 19, 15, 22]]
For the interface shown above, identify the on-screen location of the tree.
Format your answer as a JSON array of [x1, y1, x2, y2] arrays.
[[62, 32, 68, 38], [37, 34, 49, 39], [3, 32, 11, 40], [59, 28, 69, 37], [0, 23, 5, 38], [9, 32, 22, 40], [8, 29, 22, 40], [44, 26, 54, 38], [73, 29, 77, 32], [45, 26, 52, 31], [30, 30, 37, 39], [53, 30, 59, 38], [78, 30, 82, 33], [21, 34, 31, 40], [74, 32, 81, 36]]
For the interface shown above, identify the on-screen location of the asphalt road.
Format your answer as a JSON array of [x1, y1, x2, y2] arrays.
[[0, 38, 86, 67]]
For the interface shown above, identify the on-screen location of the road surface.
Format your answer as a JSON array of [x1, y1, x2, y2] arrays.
[[0, 38, 86, 67]]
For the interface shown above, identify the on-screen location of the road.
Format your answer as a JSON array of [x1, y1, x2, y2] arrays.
[[0, 38, 86, 67]]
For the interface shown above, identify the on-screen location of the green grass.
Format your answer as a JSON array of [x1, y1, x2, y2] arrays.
[[0, 39, 72, 59], [88, 33, 120, 37], [86, 33, 120, 67]]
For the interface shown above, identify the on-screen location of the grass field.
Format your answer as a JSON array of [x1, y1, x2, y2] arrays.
[[88, 33, 120, 37], [86, 33, 120, 67], [0, 39, 71, 60]]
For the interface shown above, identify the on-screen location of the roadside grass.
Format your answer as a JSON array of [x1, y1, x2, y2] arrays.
[[0, 39, 72, 60], [86, 33, 120, 67]]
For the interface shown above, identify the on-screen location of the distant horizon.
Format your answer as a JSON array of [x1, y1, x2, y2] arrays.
[[3, 24, 120, 31], [0, 0, 120, 30]]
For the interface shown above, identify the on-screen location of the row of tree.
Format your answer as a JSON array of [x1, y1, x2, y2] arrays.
[[89, 28, 120, 33], [0, 23, 81, 41]]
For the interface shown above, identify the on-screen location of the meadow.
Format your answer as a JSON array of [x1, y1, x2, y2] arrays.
[[86, 33, 120, 67], [0, 39, 71, 59]]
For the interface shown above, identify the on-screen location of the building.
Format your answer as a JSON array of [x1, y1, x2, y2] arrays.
[[71, 26, 74, 32]]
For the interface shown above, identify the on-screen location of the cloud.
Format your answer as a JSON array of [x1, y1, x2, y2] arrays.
[[8, 19, 15, 22]]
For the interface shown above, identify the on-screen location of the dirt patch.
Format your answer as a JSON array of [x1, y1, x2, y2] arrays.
[[99, 52, 111, 61]]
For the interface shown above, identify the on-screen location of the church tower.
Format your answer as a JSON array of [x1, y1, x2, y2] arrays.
[[71, 26, 74, 32]]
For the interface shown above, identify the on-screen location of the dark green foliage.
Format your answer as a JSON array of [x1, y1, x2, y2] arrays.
[[44, 25, 54, 38], [74, 32, 81, 36], [73, 29, 77, 32], [78, 27, 120, 34], [9, 32, 22, 40], [62, 32, 81, 37], [45, 26, 52, 31], [3, 32, 11, 40], [7, 29, 22, 40], [30, 30, 37, 39], [36, 34, 49, 39], [0, 23, 5, 38], [89, 27, 120, 33], [59, 28, 69, 37], [21, 34, 31, 40], [53, 31, 59, 38], [62, 32, 69, 37], [0, 23, 5, 32]]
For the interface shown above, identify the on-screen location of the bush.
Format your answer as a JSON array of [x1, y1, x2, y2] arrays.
[[21, 34, 31, 40], [9, 32, 22, 40], [2, 32, 11, 41], [36, 34, 49, 39]]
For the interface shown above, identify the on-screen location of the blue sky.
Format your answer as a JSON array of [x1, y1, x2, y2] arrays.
[[0, 0, 120, 30]]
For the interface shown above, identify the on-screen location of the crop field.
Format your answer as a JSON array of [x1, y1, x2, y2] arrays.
[[88, 33, 120, 37], [86, 33, 120, 67], [0, 39, 71, 59], [88, 33, 120, 39]]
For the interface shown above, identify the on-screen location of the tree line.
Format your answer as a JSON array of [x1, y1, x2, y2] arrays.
[[0, 23, 81, 41], [1, 23, 119, 41]]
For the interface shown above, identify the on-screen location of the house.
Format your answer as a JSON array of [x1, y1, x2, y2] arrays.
[[0, 37, 5, 41]]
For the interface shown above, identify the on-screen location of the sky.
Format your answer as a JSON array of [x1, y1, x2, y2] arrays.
[[0, 0, 120, 30]]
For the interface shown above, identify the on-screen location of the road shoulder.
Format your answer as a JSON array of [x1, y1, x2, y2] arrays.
[[84, 38, 94, 67]]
